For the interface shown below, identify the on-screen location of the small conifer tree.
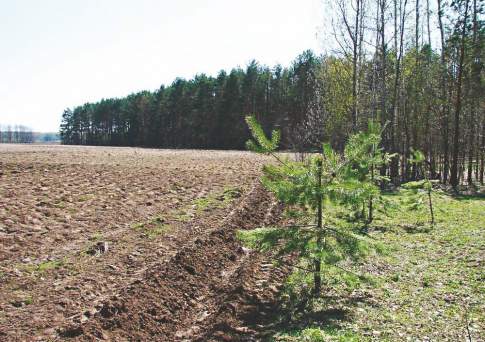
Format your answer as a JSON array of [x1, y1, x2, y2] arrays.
[[342, 121, 393, 224], [242, 116, 386, 296], [403, 150, 436, 225]]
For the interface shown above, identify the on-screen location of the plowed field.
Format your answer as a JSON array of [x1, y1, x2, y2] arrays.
[[0, 145, 287, 341]]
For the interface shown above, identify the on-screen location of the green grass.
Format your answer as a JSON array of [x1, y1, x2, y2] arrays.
[[174, 187, 242, 222], [131, 222, 146, 229], [173, 210, 193, 222], [194, 186, 242, 212], [22, 259, 65, 274], [77, 194, 95, 202], [54, 200, 67, 209], [131, 216, 171, 239], [262, 191, 484, 341], [89, 231, 103, 241], [10, 293, 34, 307], [130, 187, 242, 236], [146, 223, 170, 239], [271, 327, 362, 342]]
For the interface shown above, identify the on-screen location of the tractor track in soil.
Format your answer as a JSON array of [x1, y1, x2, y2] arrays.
[[61, 183, 292, 341]]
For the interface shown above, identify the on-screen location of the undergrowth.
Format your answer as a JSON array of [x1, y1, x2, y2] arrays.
[[245, 191, 484, 341]]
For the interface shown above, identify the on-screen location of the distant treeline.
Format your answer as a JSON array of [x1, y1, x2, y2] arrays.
[[60, 54, 318, 150], [60, 0, 484, 186], [33, 132, 60, 143], [0, 125, 34, 144], [0, 125, 59, 144]]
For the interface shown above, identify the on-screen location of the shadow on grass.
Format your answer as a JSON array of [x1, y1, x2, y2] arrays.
[[397, 222, 433, 234], [438, 183, 485, 200], [384, 183, 485, 201], [242, 287, 374, 341], [451, 193, 485, 201], [253, 308, 351, 341], [275, 308, 350, 339]]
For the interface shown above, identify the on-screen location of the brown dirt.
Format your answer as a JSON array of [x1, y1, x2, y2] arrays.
[[0, 145, 290, 341]]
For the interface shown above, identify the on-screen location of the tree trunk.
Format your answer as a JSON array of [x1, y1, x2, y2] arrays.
[[378, 0, 388, 182], [450, 0, 470, 188], [314, 159, 323, 296], [352, 0, 361, 131], [481, 123, 484, 184], [428, 187, 435, 225], [412, 0, 420, 181], [468, 0, 480, 185], [437, 0, 450, 183]]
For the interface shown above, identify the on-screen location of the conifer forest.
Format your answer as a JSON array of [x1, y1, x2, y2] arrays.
[[60, 0, 484, 187]]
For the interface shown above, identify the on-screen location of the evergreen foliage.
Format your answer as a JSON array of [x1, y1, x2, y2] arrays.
[[59, 0, 485, 187], [241, 116, 388, 295], [59, 53, 320, 150], [342, 121, 394, 223], [402, 150, 436, 225]]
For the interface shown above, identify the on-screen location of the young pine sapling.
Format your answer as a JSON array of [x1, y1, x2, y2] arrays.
[[403, 150, 436, 225], [342, 121, 393, 225], [241, 115, 382, 296]]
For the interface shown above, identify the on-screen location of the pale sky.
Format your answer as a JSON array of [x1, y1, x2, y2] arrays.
[[0, 0, 323, 132]]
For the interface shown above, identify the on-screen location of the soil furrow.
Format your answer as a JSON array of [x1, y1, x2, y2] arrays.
[[59, 183, 285, 341]]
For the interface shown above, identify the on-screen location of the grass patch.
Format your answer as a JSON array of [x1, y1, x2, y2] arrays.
[[254, 191, 485, 341], [174, 187, 242, 222], [131, 222, 146, 229], [194, 186, 242, 213], [131, 216, 171, 239], [77, 194, 95, 202], [89, 231, 103, 241], [273, 327, 363, 342], [22, 259, 65, 274], [54, 200, 67, 209], [10, 293, 34, 308], [145, 224, 170, 239], [23, 296, 33, 305], [173, 211, 193, 222]]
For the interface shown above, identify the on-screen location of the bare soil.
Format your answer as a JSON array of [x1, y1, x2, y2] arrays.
[[0, 145, 286, 341]]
